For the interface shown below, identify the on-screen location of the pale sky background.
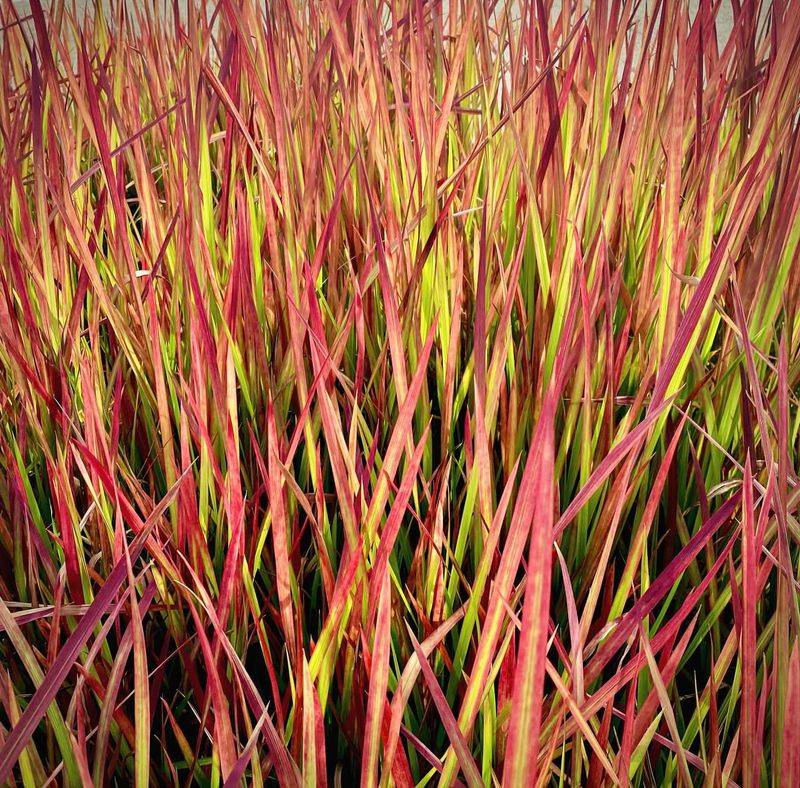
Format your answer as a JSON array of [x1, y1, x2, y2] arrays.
[[11, 0, 736, 45]]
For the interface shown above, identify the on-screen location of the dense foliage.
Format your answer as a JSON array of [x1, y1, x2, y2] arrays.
[[1, 0, 799, 784]]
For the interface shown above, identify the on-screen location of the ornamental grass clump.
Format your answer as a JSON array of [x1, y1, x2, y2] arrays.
[[1, 0, 799, 784]]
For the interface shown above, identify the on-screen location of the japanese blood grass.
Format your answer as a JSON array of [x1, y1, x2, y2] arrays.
[[1, 0, 800, 785]]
